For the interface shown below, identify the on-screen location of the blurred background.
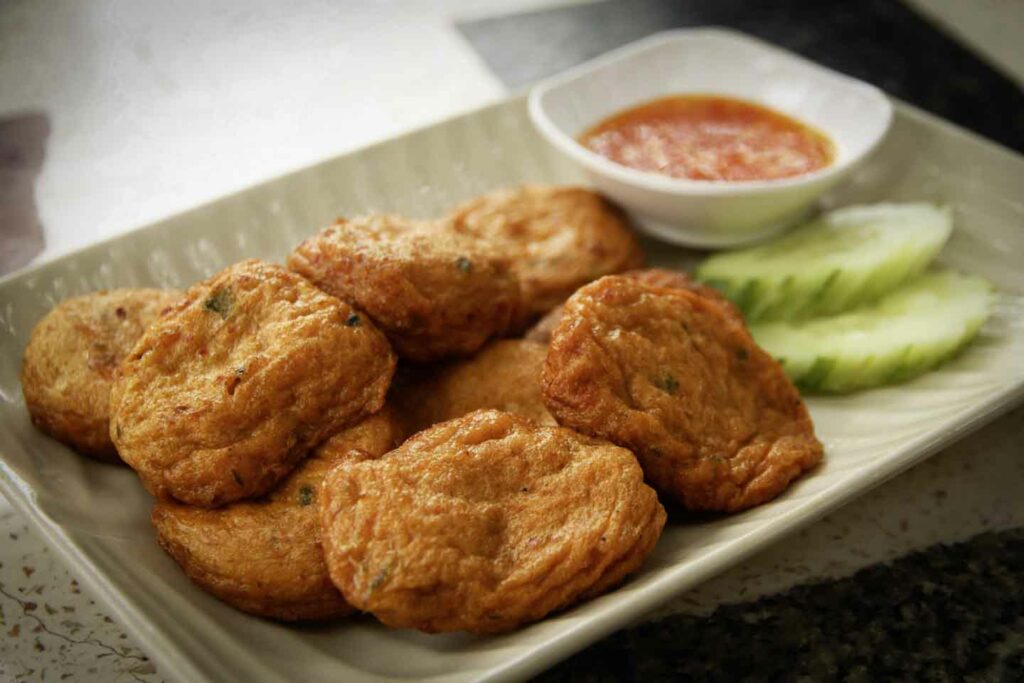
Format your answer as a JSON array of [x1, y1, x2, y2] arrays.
[[1, 0, 1022, 273], [1, 1, 1022, 680]]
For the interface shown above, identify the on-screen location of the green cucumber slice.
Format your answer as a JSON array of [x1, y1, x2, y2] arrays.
[[696, 203, 953, 322], [750, 271, 994, 393]]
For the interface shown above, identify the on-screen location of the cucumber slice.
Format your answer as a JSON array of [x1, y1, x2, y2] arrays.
[[751, 271, 994, 393], [696, 203, 953, 322]]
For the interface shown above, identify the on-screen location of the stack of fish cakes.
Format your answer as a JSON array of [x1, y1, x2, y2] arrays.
[[19, 184, 823, 632]]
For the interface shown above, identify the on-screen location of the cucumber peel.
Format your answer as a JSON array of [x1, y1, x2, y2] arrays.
[[697, 203, 953, 322], [751, 271, 994, 393]]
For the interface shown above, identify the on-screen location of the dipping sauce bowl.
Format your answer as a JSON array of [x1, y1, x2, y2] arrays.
[[529, 29, 893, 247]]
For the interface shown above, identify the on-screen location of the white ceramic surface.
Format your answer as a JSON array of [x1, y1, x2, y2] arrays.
[[0, 91, 1022, 682], [528, 29, 893, 247]]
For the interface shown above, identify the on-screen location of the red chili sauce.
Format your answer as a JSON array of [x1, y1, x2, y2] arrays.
[[579, 95, 835, 182]]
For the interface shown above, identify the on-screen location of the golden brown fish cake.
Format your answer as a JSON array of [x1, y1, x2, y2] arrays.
[[21, 288, 180, 462], [111, 259, 395, 507], [445, 185, 645, 319], [288, 215, 522, 362], [524, 269, 742, 343], [394, 339, 555, 433], [151, 406, 404, 621], [542, 275, 822, 512], [319, 409, 665, 634], [623, 268, 742, 316]]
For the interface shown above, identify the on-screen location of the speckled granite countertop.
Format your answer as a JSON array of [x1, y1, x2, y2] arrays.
[[543, 529, 1024, 681], [0, 508, 157, 682]]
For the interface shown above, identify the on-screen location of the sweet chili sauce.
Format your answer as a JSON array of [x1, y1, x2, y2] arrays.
[[579, 95, 835, 182]]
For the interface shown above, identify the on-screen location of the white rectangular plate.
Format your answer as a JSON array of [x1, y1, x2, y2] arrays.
[[2, 83, 1023, 682]]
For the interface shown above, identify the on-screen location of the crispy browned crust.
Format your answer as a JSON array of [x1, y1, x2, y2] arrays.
[[542, 275, 822, 512], [111, 260, 395, 507], [287, 215, 522, 362], [621, 268, 743, 319], [152, 406, 404, 621], [319, 409, 665, 634], [445, 185, 646, 320], [524, 269, 742, 344], [20, 288, 181, 462], [394, 339, 555, 434]]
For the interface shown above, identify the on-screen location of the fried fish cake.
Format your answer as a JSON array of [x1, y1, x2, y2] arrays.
[[288, 215, 521, 362], [523, 268, 740, 343], [320, 409, 665, 634], [21, 288, 180, 462], [445, 185, 645, 320], [151, 406, 404, 621], [542, 275, 822, 512], [395, 339, 555, 433], [111, 260, 395, 507], [624, 267, 743, 314]]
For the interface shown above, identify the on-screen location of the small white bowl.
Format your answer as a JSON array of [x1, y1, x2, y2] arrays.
[[528, 29, 893, 248]]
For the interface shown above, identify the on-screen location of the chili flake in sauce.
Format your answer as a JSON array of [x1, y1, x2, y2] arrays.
[[579, 95, 834, 182]]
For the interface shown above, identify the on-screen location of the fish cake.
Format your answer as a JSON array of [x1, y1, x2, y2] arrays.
[[445, 185, 645, 320], [288, 215, 521, 362], [21, 288, 180, 462], [524, 268, 740, 343], [111, 260, 395, 507], [395, 339, 555, 433], [623, 267, 743, 317], [152, 406, 404, 621], [542, 274, 822, 512], [319, 409, 665, 634]]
